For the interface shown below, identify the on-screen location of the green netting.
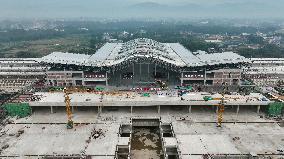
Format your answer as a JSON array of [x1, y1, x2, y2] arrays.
[[95, 86, 104, 91], [267, 102, 284, 116], [49, 86, 64, 91], [3, 103, 32, 118]]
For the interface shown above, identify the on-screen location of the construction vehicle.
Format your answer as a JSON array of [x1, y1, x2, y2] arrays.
[[156, 80, 168, 90], [203, 96, 213, 101]]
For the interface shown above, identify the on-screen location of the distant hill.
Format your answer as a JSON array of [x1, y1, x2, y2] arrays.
[[125, 1, 283, 18], [0, 0, 283, 19], [130, 2, 167, 9]]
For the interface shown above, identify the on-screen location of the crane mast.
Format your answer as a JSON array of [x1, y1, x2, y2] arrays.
[[217, 84, 227, 127], [64, 88, 74, 129]]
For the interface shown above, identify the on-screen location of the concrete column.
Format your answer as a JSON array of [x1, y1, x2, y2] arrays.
[[139, 63, 141, 76], [105, 72, 108, 89], [98, 106, 101, 116], [133, 64, 135, 86], [188, 105, 192, 113], [204, 69, 207, 85], [148, 63, 150, 80], [236, 105, 240, 115], [50, 106, 53, 114], [215, 106, 218, 114], [257, 105, 261, 114], [119, 74, 122, 86], [131, 106, 133, 116], [157, 105, 161, 114], [72, 106, 74, 113], [181, 72, 184, 85], [155, 63, 157, 76]]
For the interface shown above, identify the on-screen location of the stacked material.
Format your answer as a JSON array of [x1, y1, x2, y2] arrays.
[[267, 102, 284, 116], [3, 103, 32, 118]]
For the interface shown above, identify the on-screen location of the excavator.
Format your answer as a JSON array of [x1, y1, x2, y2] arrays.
[[155, 80, 168, 90]]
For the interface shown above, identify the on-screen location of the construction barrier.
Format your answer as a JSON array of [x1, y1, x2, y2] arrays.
[[267, 102, 284, 117], [3, 103, 32, 118]]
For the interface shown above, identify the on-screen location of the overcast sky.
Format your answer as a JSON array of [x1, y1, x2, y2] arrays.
[[0, 0, 283, 19]]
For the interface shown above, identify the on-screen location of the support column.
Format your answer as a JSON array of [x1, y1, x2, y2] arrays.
[[204, 69, 207, 85], [72, 106, 74, 113], [157, 105, 160, 114], [148, 63, 150, 80], [133, 64, 135, 86], [119, 74, 122, 86], [105, 72, 108, 89], [168, 72, 170, 81], [50, 106, 53, 114], [131, 106, 133, 115], [236, 105, 240, 115], [188, 105, 192, 113], [181, 72, 184, 86], [154, 64, 157, 76], [139, 63, 142, 76], [215, 106, 218, 114], [98, 106, 102, 116], [257, 105, 260, 114]]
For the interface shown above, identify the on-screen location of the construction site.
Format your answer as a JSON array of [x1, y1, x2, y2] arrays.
[[0, 38, 284, 159]]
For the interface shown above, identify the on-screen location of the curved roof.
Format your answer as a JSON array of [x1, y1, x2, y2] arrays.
[[116, 38, 174, 61], [39, 38, 248, 68]]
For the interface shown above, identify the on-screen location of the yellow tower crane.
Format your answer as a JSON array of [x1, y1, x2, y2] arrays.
[[217, 93, 225, 127], [216, 83, 228, 127], [64, 88, 74, 129]]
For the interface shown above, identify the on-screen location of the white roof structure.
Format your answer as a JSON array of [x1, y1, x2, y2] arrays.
[[251, 58, 284, 64], [40, 52, 90, 65], [39, 38, 248, 68], [195, 50, 248, 65]]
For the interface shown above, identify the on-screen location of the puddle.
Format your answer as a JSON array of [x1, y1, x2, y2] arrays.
[[131, 126, 163, 159]]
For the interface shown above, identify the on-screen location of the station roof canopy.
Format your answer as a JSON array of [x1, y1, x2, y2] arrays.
[[39, 38, 249, 68]]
